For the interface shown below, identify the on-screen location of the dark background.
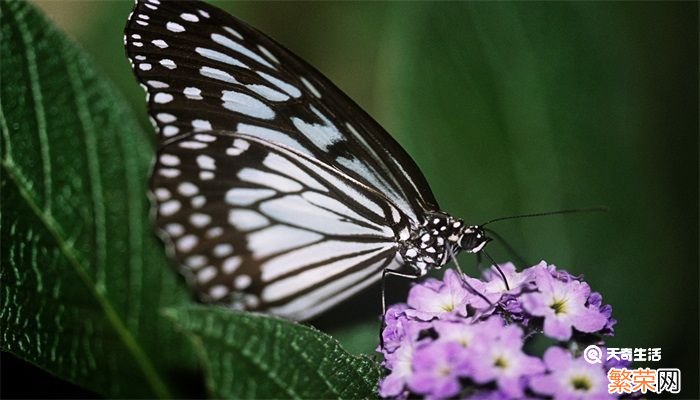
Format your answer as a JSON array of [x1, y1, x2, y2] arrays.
[[4, 1, 697, 398]]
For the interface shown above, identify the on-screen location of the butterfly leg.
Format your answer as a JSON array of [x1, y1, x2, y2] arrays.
[[379, 268, 420, 349]]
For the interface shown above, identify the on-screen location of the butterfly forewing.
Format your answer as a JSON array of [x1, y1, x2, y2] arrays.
[[125, 0, 438, 218], [153, 132, 405, 320], [125, 0, 441, 320]]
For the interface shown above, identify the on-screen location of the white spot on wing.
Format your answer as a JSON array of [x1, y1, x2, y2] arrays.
[[301, 77, 321, 98], [235, 275, 251, 289], [157, 113, 176, 123], [147, 80, 168, 88], [177, 234, 198, 252], [186, 255, 207, 269], [154, 188, 170, 201], [257, 71, 302, 98], [160, 59, 176, 69], [257, 45, 279, 64], [164, 223, 184, 237], [159, 168, 180, 178], [211, 33, 274, 69], [162, 126, 179, 137], [206, 227, 223, 238], [159, 153, 180, 166], [196, 47, 249, 69], [152, 39, 168, 48], [184, 87, 203, 100], [196, 155, 216, 170], [189, 213, 211, 227], [221, 90, 275, 119], [154, 93, 173, 104], [166, 22, 185, 32], [179, 141, 207, 149], [194, 134, 216, 142], [197, 266, 217, 283], [213, 244, 233, 257], [223, 26, 243, 40], [222, 256, 242, 273], [178, 182, 199, 196], [233, 139, 249, 150], [246, 84, 289, 102], [192, 119, 212, 131], [180, 12, 199, 22], [209, 285, 228, 299], [191, 195, 206, 208], [200, 66, 238, 84], [228, 209, 269, 231], [291, 106, 343, 150], [224, 188, 276, 206]]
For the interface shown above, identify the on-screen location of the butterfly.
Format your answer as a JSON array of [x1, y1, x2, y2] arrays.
[[124, 0, 491, 321]]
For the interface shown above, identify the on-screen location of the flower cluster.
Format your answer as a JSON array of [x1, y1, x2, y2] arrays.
[[379, 261, 622, 399]]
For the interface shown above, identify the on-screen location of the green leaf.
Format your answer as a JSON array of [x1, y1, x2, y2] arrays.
[[0, 2, 199, 397], [166, 306, 382, 399], [1, 3, 384, 398]]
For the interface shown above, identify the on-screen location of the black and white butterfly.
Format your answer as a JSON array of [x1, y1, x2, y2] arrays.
[[124, 0, 491, 321]]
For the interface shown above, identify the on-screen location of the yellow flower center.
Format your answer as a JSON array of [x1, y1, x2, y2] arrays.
[[493, 356, 508, 369], [570, 375, 592, 391], [549, 298, 567, 315]]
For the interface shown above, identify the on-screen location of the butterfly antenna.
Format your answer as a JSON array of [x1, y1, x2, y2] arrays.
[[448, 248, 494, 307], [481, 206, 608, 226], [482, 250, 510, 291]]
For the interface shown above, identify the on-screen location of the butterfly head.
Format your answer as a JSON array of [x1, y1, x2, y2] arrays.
[[458, 225, 491, 254]]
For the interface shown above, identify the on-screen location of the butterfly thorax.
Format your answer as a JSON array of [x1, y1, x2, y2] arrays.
[[397, 212, 470, 276]]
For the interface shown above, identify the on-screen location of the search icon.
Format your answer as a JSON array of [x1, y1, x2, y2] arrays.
[[583, 344, 603, 364]]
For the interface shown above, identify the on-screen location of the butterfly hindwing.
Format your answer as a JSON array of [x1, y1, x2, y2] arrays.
[[152, 131, 406, 320], [125, 0, 438, 219]]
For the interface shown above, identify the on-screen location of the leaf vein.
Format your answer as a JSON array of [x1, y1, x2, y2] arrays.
[[14, 4, 52, 212]]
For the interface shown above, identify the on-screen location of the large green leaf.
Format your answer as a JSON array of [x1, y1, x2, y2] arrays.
[[0, 2, 199, 397], [166, 305, 381, 399], [1, 3, 384, 398]]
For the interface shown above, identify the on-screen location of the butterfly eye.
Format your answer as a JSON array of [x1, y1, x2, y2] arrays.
[[460, 227, 490, 254]]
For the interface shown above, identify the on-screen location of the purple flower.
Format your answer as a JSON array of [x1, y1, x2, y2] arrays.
[[530, 347, 614, 400], [380, 304, 416, 353], [380, 320, 431, 398], [407, 341, 470, 398], [377, 261, 620, 399], [379, 341, 415, 399], [466, 319, 545, 398], [406, 269, 473, 320], [464, 262, 536, 309], [521, 269, 608, 340], [466, 389, 513, 400], [588, 292, 617, 335], [432, 318, 487, 348]]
